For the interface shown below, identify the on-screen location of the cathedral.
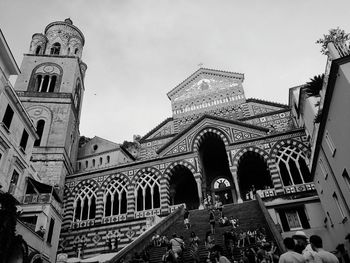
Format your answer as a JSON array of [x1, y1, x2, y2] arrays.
[[3, 18, 349, 263]]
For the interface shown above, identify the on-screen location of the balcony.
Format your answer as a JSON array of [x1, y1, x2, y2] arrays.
[[23, 193, 63, 214], [283, 182, 315, 194]]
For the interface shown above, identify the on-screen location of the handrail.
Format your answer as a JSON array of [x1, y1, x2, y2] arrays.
[[255, 194, 286, 253], [108, 206, 184, 263]]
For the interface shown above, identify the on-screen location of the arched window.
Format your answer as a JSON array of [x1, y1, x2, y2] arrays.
[[73, 185, 97, 221], [104, 177, 128, 217], [31, 64, 61, 93], [35, 46, 41, 55], [34, 120, 45, 147], [67, 47, 70, 55], [92, 159, 95, 167], [135, 172, 160, 211], [99, 157, 103, 165], [50, 42, 61, 55], [85, 160, 88, 168], [74, 48, 79, 55], [276, 145, 312, 186], [107, 156, 110, 163]]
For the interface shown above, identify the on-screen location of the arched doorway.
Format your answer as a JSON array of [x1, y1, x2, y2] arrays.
[[212, 177, 234, 205], [198, 132, 236, 203], [169, 165, 199, 210], [237, 151, 272, 201]]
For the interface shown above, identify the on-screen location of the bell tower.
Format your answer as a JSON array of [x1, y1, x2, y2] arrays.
[[14, 18, 87, 196]]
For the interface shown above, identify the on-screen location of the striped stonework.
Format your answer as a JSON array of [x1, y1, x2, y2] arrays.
[[63, 185, 74, 229], [266, 158, 284, 194], [192, 127, 230, 152], [126, 184, 135, 219], [163, 159, 197, 176], [160, 176, 170, 214], [232, 146, 269, 167], [95, 190, 104, 224]]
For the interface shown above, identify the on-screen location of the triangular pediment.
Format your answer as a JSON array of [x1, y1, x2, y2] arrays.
[[157, 115, 269, 157], [167, 68, 245, 102]]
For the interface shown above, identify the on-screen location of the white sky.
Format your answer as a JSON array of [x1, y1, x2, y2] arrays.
[[1, 0, 349, 144]]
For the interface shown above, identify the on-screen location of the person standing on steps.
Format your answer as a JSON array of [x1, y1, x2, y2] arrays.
[[209, 209, 216, 234], [205, 230, 215, 261], [184, 208, 190, 229], [212, 245, 231, 263], [189, 231, 201, 263], [170, 233, 185, 261]]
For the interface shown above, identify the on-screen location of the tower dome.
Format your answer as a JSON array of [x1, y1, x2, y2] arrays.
[[43, 18, 85, 58]]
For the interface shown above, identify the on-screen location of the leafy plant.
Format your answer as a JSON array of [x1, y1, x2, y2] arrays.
[[316, 27, 350, 55], [304, 74, 324, 97]]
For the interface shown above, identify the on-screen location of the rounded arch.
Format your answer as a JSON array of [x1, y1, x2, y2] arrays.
[[132, 166, 162, 184], [235, 147, 272, 201], [232, 146, 269, 166], [101, 173, 130, 191], [27, 105, 53, 147], [269, 139, 310, 159], [163, 160, 197, 180], [165, 163, 200, 210], [73, 179, 99, 221], [191, 127, 230, 152], [271, 139, 312, 186], [28, 62, 63, 93], [132, 167, 161, 211]]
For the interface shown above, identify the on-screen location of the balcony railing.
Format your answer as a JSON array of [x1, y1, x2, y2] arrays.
[[134, 208, 161, 219], [283, 182, 315, 194], [23, 193, 63, 214]]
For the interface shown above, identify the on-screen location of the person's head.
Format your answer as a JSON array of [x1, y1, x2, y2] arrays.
[[206, 231, 211, 238], [310, 235, 323, 250], [190, 231, 196, 238], [283, 237, 295, 250], [167, 243, 172, 251], [293, 231, 308, 250], [172, 233, 177, 238]]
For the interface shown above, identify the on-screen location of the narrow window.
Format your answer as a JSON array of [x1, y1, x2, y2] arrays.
[[48, 75, 56, 92], [35, 46, 41, 55], [99, 157, 102, 165], [333, 193, 346, 219], [2, 105, 14, 130], [92, 159, 95, 167], [20, 129, 29, 152], [47, 218, 55, 244], [85, 160, 88, 168], [78, 162, 81, 170], [343, 169, 350, 191], [41, 75, 50, 92], [8, 170, 19, 195], [35, 75, 42, 91], [50, 42, 61, 55], [107, 155, 110, 163], [34, 120, 45, 147], [74, 48, 79, 54], [325, 131, 336, 156], [67, 47, 70, 55]]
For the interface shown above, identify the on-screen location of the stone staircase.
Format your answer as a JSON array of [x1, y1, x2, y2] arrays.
[[148, 200, 275, 262]]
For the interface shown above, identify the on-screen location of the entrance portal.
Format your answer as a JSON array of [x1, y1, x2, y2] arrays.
[[169, 165, 199, 210], [198, 132, 236, 203], [237, 151, 272, 201]]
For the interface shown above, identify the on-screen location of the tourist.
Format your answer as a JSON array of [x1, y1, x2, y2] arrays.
[[309, 235, 339, 263], [335, 244, 350, 263], [189, 231, 200, 263], [279, 237, 305, 263], [184, 208, 190, 229], [169, 233, 184, 260], [209, 209, 216, 234], [292, 231, 321, 263], [212, 245, 231, 263], [205, 230, 215, 260], [162, 243, 176, 263]]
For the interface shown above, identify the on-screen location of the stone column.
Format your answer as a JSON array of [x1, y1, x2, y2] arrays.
[[160, 176, 170, 215], [230, 167, 243, 203], [194, 173, 204, 210]]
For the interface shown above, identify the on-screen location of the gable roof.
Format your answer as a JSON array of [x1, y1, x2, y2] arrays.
[[140, 117, 173, 142], [157, 114, 269, 155], [167, 68, 244, 100]]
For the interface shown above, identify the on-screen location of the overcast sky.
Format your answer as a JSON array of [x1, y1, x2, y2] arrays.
[[1, 0, 349, 144]]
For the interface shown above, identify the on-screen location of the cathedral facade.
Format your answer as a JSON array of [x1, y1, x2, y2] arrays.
[[5, 19, 335, 261]]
